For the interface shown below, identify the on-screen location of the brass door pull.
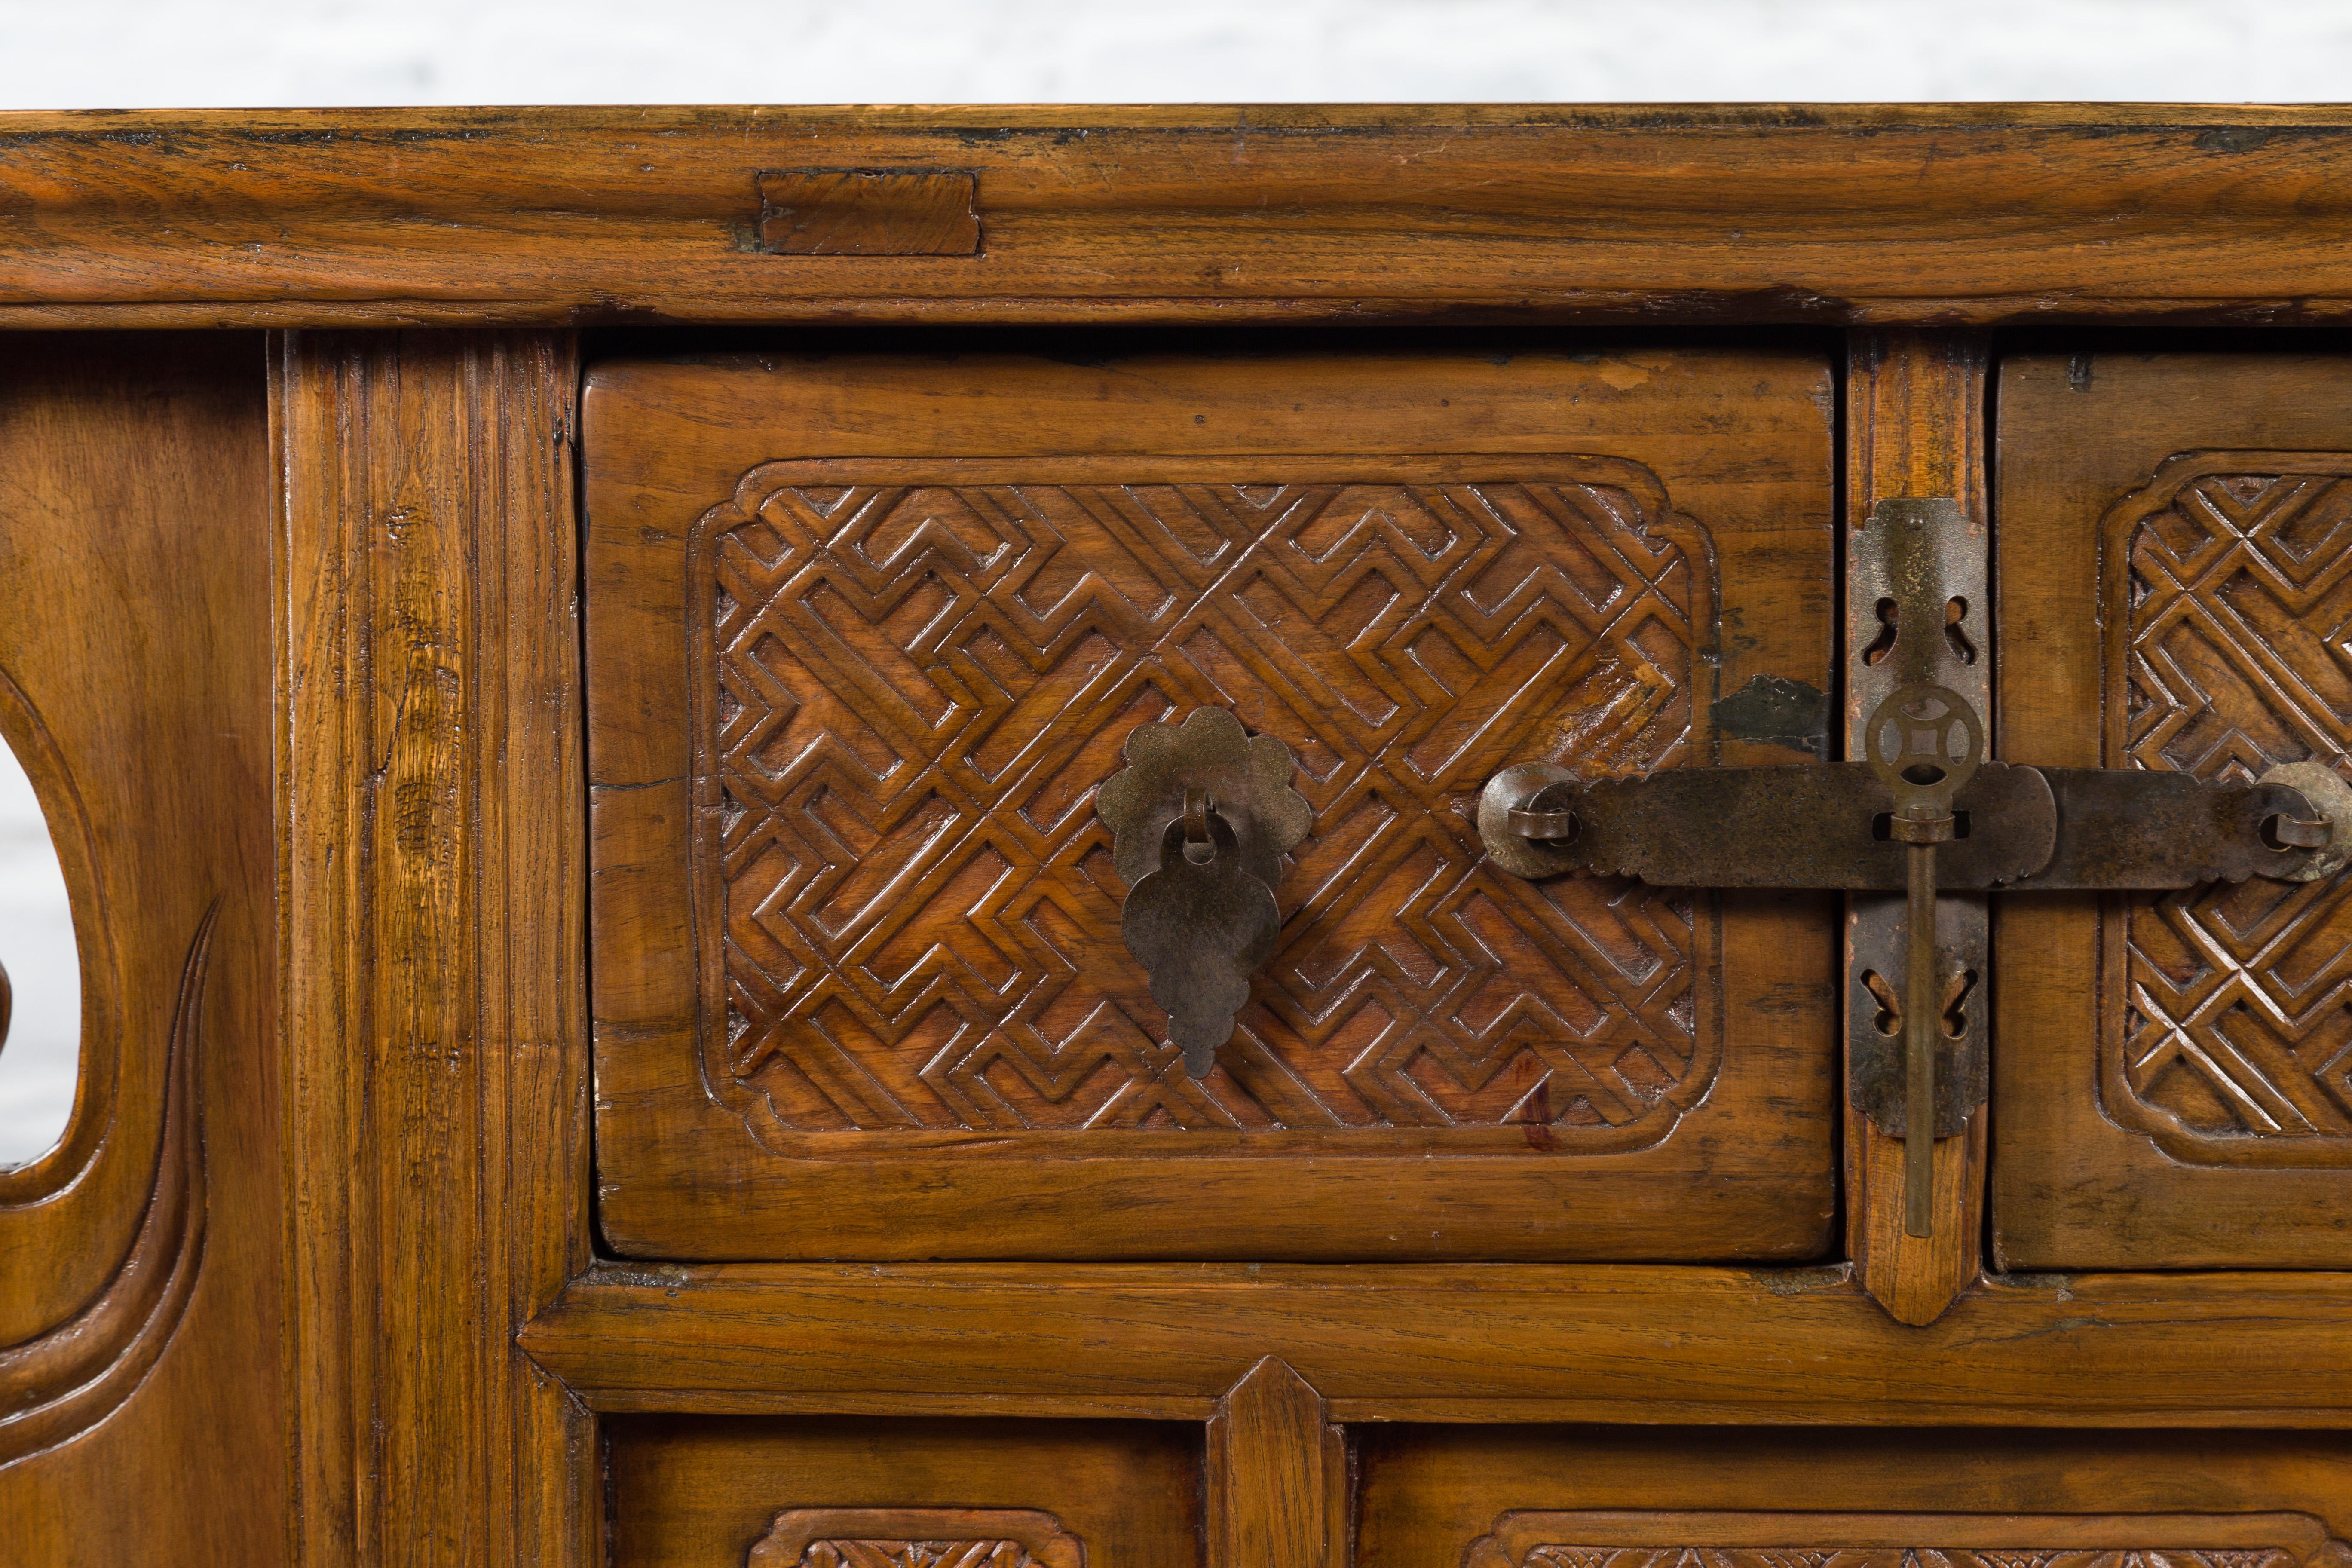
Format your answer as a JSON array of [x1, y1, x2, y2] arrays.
[[1096, 707, 1310, 1078]]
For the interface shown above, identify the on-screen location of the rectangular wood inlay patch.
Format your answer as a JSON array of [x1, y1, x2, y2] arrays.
[[754, 170, 981, 255]]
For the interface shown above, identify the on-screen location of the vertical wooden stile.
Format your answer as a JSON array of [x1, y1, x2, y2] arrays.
[[277, 331, 597, 1568], [1208, 1357, 1348, 1568], [1845, 331, 1992, 1325]]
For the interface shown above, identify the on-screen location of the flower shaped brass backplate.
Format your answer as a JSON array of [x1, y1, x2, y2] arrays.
[[1095, 707, 1310, 1078]]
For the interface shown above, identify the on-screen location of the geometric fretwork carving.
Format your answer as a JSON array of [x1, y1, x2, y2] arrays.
[[2108, 458, 2352, 1162], [691, 457, 1720, 1148], [747, 1508, 1085, 1568], [1512, 1551, 2291, 1568], [1508, 1550, 2294, 1568], [1465, 1511, 2340, 1568]]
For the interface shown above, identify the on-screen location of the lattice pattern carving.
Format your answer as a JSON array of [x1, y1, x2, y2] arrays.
[[792, 1544, 1042, 1568], [2110, 462, 2352, 1162], [694, 460, 1718, 1143], [1464, 1512, 2336, 1568], [748, 1509, 1085, 1568], [1499, 1548, 2293, 1568]]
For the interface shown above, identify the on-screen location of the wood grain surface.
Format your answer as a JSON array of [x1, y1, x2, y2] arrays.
[[1995, 351, 2352, 1269], [0, 334, 282, 1565], [521, 1261, 2352, 1426], [1208, 1360, 1346, 1568], [10, 107, 2352, 327], [608, 1415, 1199, 1568], [754, 170, 983, 256], [276, 330, 595, 1568], [585, 343, 1841, 1261]]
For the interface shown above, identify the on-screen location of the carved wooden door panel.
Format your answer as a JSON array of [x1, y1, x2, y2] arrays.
[[583, 344, 1839, 1260], [1996, 352, 2352, 1267]]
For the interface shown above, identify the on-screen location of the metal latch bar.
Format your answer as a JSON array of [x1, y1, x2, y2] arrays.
[[1478, 760, 2337, 892]]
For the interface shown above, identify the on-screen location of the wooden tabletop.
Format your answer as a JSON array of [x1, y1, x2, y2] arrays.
[[5, 104, 2352, 327]]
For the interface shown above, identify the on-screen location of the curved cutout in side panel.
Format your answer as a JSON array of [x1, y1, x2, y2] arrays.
[[0, 664, 119, 1206], [0, 901, 210, 1466], [0, 719, 84, 1169]]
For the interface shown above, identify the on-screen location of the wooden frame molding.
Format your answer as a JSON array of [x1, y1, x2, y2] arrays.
[[521, 1262, 2352, 1426], [11, 107, 2352, 327], [276, 330, 594, 1567]]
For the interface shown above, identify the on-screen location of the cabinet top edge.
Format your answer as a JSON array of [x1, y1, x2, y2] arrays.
[[12, 105, 2352, 329]]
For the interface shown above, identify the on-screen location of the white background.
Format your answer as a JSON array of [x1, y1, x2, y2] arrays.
[[0, 750, 74, 1167], [0, 0, 2345, 1159], [3, 0, 2352, 107]]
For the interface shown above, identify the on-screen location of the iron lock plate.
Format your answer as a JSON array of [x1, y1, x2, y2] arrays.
[[1477, 754, 2346, 1140], [1476, 493, 2352, 1240]]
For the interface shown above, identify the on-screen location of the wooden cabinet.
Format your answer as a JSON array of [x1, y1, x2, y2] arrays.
[[14, 106, 2352, 1568]]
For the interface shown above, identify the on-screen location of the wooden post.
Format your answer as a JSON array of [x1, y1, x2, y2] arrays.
[[1207, 1357, 1348, 1568], [1844, 330, 1992, 1326], [277, 331, 597, 1567]]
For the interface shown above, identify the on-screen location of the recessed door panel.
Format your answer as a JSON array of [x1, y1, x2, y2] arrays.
[[585, 344, 1838, 1260], [608, 1416, 1199, 1568], [1357, 1425, 2352, 1568], [1997, 351, 2352, 1267]]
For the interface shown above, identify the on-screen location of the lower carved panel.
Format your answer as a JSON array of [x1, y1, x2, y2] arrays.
[[604, 1416, 1193, 1568], [1466, 1513, 2340, 1568], [750, 1510, 1084, 1568]]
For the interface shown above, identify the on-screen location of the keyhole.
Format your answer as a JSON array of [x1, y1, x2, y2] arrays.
[[1862, 597, 1899, 666], [1942, 968, 1979, 1040], [1944, 597, 1978, 665], [1861, 969, 1901, 1036]]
